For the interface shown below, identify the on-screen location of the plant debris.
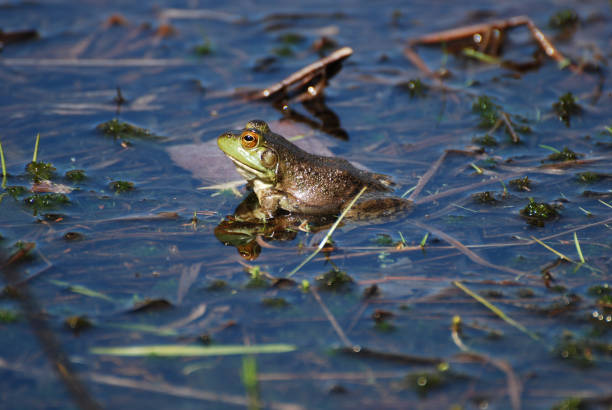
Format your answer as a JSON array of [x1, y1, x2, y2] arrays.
[[549, 9, 579, 29], [509, 176, 531, 191], [473, 134, 498, 147], [97, 119, 161, 140], [397, 78, 428, 98], [65, 315, 92, 332], [65, 169, 86, 182], [472, 96, 500, 128], [130, 298, 173, 313], [25, 161, 56, 182], [473, 191, 498, 204], [316, 268, 354, 291], [552, 93, 581, 127], [262, 297, 289, 308], [109, 181, 134, 193], [547, 147, 579, 162], [520, 198, 559, 226]]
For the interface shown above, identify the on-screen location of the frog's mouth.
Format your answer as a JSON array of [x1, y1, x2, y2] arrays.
[[230, 157, 274, 183]]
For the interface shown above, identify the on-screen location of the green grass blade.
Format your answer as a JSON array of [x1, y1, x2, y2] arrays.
[[242, 356, 260, 410], [91, 344, 296, 356], [470, 163, 483, 174], [538, 144, 560, 153], [462, 48, 501, 64], [106, 323, 178, 336], [453, 281, 539, 341], [420, 232, 429, 248], [0, 141, 6, 189], [401, 185, 416, 198], [573, 232, 585, 263], [287, 186, 367, 277], [32, 133, 40, 162], [530, 236, 573, 262], [49, 279, 115, 302], [598, 199, 612, 209]]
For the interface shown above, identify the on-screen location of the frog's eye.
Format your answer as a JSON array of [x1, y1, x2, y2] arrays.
[[240, 131, 259, 149]]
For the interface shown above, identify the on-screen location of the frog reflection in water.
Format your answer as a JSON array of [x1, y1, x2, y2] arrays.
[[214, 192, 337, 260], [215, 120, 412, 260]]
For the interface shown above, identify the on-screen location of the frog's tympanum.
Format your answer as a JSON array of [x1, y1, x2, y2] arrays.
[[217, 120, 411, 219]]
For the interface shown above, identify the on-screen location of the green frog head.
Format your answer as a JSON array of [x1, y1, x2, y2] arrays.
[[217, 120, 280, 184]]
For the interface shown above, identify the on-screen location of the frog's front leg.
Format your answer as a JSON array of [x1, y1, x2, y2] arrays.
[[255, 188, 285, 218]]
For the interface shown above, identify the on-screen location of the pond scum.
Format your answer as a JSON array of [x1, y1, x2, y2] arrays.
[[1, 4, 612, 410]]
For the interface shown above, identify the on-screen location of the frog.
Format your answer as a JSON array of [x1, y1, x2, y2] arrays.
[[217, 119, 411, 219]]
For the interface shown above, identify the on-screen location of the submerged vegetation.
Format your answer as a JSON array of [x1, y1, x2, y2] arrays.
[[97, 119, 160, 140], [520, 198, 559, 226], [316, 268, 354, 291], [472, 95, 499, 129], [109, 180, 135, 193], [553, 93, 581, 127], [547, 147, 579, 162], [549, 9, 579, 29], [26, 161, 56, 182]]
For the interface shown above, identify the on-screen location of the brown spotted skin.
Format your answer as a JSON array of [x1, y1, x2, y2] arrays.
[[218, 120, 412, 218]]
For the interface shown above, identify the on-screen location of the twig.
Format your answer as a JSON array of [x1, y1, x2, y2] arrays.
[[411, 220, 529, 278], [0, 58, 199, 67], [248, 47, 353, 101], [455, 352, 522, 410], [1, 248, 102, 410], [159, 8, 241, 23], [407, 150, 448, 202], [310, 286, 352, 347], [89, 372, 302, 410], [415, 170, 526, 205], [501, 112, 520, 143], [406, 15, 579, 75]]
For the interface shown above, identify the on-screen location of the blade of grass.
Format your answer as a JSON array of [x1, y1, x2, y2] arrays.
[[106, 323, 178, 336], [462, 48, 501, 64], [91, 344, 296, 356], [398, 231, 407, 246], [241, 356, 260, 410], [453, 281, 539, 341], [598, 199, 612, 209], [500, 180, 508, 196], [0, 141, 6, 189], [530, 236, 573, 262], [401, 185, 416, 198], [49, 280, 115, 302], [538, 144, 560, 153], [470, 163, 483, 174], [197, 180, 243, 198], [573, 232, 585, 263], [287, 186, 367, 277], [420, 232, 429, 248], [451, 315, 469, 351], [32, 133, 40, 162], [197, 180, 244, 191]]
